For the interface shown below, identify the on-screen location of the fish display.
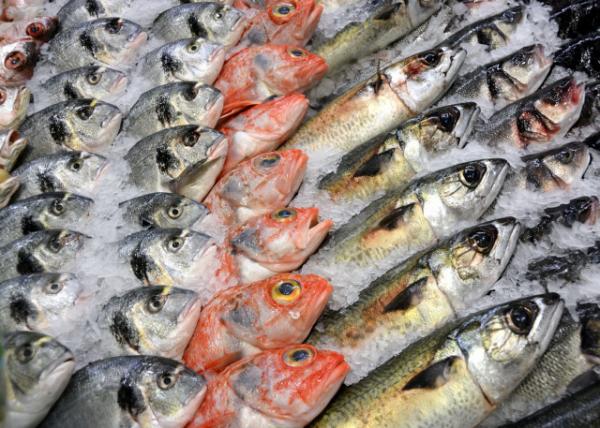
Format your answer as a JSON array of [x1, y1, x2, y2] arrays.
[[41, 66, 129, 103]]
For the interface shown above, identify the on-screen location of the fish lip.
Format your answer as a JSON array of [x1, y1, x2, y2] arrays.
[[454, 103, 480, 148], [127, 30, 148, 47], [445, 47, 467, 83], [41, 351, 74, 380], [207, 134, 229, 161], [494, 219, 521, 274], [111, 74, 129, 94], [101, 110, 123, 132]]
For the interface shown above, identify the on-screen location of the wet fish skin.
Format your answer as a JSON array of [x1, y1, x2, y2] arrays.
[[283, 45, 466, 154], [3, 331, 74, 428], [19, 98, 122, 161], [554, 32, 600, 79], [48, 18, 147, 71], [311, 294, 564, 428], [0, 38, 37, 86], [39, 356, 207, 428], [319, 102, 479, 201], [0, 192, 93, 247], [0, 272, 84, 335], [183, 273, 332, 372], [13, 151, 107, 199], [99, 285, 201, 360], [141, 38, 225, 86], [153, 3, 247, 48], [0, 229, 88, 282], [525, 246, 595, 285], [550, 0, 600, 39], [118, 192, 209, 229], [0, 85, 30, 130], [124, 125, 228, 200], [57, 0, 129, 29], [125, 82, 223, 139], [0, 129, 27, 171], [42, 66, 129, 103]]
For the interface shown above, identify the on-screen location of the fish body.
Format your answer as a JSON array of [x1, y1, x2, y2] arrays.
[[283, 45, 466, 154], [3, 331, 74, 428], [39, 356, 207, 428], [48, 18, 147, 71], [0, 129, 27, 171], [57, 0, 129, 29], [554, 31, 600, 79], [125, 125, 228, 201], [118, 192, 209, 229], [0, 38, 37, 86], [0, 192, 93, 247], [125, 83, 223, 139], [0, 85, 29, 130], [42, 66, 129, 104], [319, 102, 479, 201], [19, 98, 122, 161], [183, 273, 332, 372], [188, 345, 349, 428], [13, 151, 107, 199], [550, 0, 600, 39], [219, 92, 308, 173], [311, 294, 564, 427], [204, 149, 308, 225]]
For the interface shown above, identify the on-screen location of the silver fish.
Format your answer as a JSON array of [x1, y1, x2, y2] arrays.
[[57, 0, 129, 29], [0, 85, 30, 130], [42, 66, 129, 103], [0, 129, 27, 171]]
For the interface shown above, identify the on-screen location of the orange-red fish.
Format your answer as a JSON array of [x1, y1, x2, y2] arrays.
[[0, 16, 58, 47], [183, 273, 332, 373], [204, 149, 308, 225], [0, 38, 37, 85], [219, 92, 308, 174], [230, 207, 333, 282], [214, 44, 327, 117], [186, 345, 349, 428]]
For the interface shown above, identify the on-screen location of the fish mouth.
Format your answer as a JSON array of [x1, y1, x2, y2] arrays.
[[302, 210, 334, 251], [127, 30, 148, 49], [101, 111, 124, 134], [444, 47, 467, 85], [493, 218, 521, 276], [6, 129, 27, 149], [41, 351, 75, 381], [582, 196, 600, 224], [111, 74, 129, 94], [534, 294, 565, 353], [207, 134, 229, 162], [305, 358, 350, 408], [178, 295, 202, 323], [454, 103, 480, 148]]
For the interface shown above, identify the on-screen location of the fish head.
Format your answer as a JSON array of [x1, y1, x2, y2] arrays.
[[122, 193, 208, 229], [0, 129, 27, 169], [493, 6, 523, 39], [390, 45, 466, 113], [136, 358, 207, 427], [75, 66, 129, 98], [454, 293, 563, 404], [176, 38, 226, 80], [264, 0, 323, 45], [500, 44, 552, 101], [439, 218, 520, 307], [3, 331, 74, 413], [0, 38, 37, 84], [553, 196, 600, 225], [55, 151, 108, 194], [92, 18, 147, 64], [576, 302, 600, 364], [0, 85, 30, 128], [407, 0, 442, 25], [38, 192, 94, 229], [179, 83, 224, 127], [201, 3, 248, 48], [0, 171, 18, 206], [231, 207, 332, 272], [64, 99, 122, 151], [262, 45, 328, 93], [31, 230, 88, 272], [249, 148, 307, 197], [226, 345, 349, 425], [24, 15, 58, 43]]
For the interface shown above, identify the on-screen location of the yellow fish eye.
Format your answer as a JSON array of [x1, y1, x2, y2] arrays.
[[283, 346, 315, 367], [271, 208, 297, 222], [271, 279, 302, 304], [187, 43, 199, 53], [272, 2, 296, 18]]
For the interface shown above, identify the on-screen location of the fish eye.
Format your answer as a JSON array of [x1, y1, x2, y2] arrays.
[[105, 19, 123, 34], [288, 48, 306, 58], [254, 153, 281, 169], [167, 237, 184, 252], [459, 163, 485, 188], [168, 205, 182, 219], [272, 2, 296, 17], [69, 158, 84, 172], [271, 279, 302, 304], [283, 346, 314, 367], [147, 294, 166, 313], [271, 208, 297, 222], [44, 281, 64, 295], [17, 343, 35, 363], [26, 22, 44, 38], [0, 89, 6, 104], [506, 305, 534, 335], [187, 43, 199, 53], [468, 227, 497, 254], [421, 51, 440, 66], [86, 72, 101, 85], [213, 10, 223, 20], [183, 131, 199, 147], [48, 237, 63, 253], [556, 149, 574, 164], [438, 111, 457, 132], [157, 372, 178, 390], [5, 51, 26, 70], [51, 200, 65, 215], [76, 106, 93, 121]]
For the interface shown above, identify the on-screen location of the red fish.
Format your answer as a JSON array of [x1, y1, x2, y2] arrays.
[[219, 92, 308, 174], [0, 16, 58, 47], [214, 44, 327, 117], [183, 273, 332, 373], [204, 149, 308, 225], [230, 207, 333, 283], [186, 345, 349, 428], [0, 38, 37, 85]]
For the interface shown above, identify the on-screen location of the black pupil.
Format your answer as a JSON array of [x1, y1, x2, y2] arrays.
[[279, 282, 295, 295], [50, 239, 62, 251], [171, 207, 180, 216], [163, 374, 172, 385], [72, 161, 82, 170], [473, 231, 492, 249], [278, 209, 292, 218], [22, 345, 32, 358], [463, 165, 481, 184], [292, 349, 309, 361], [511, 307, 532, 331], [184, 133, 198, 146], [151, 296, 161, 308], [29, 25, 39, 34], [172, 239, 180, 248], [261, 156, 279, 167], [190, 44, 198, 51], [423, 52, 438, 65], [291, 49, 303, 57], [558, 150, 573, 164], [107, 20, 121, 33], [54, 202, 64, 212], [439, 112, 455, 131], [79, 108, 92, 119], [278, 5, 291, 14], [89, 74, 99, 83], [50, 283, 59, 291]]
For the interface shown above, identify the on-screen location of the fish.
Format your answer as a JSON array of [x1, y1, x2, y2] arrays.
[[215, 44, 327, 117], [0, 273, 84, 336], [118, 192, 209, 229], [118, 228, 238, 300], [0, 38, 38, 86], [314, 158, 509, 268], [41, 66, 129, 103], [124, 125, 228, 201], [19, 98, 122, 161], [475, 77, 586, 149], [309, 218, 520, 381], [12, 151, 107, 199], [39, 356, 207, 428], [229, 206, 333, 282], [48, 18, 147, 71], [0, 129, 27, 171], [57, 0, 130, 29], [554, 31, 600, 79], [0, 16, 58, 48], [0, 192, 93, 247], [204, 149, 308, 225], [99, 285, 201, 360], [140, 38, 226, 86], [124, 82, 223, 139], [0, 167, 19, 207], [311, 294, 564, 427], [0, 85, 30, 130], [187, 344, 350, 428], [152, 3, 247, 48], [3, 331, 75, 428], [219, 92, 309, 173], [577, 81, 600, 127], [183, 273, 332, 373], [283, 45, 466, 154], [514, 141, 592, 192], [319, 102, 479, 202], [0, 229, 88, 282], [444, 44, 553, 109], [313, 0, 441, 75], [525, 241, 600, 285], [485, 304, 600, 426], [520, 196, 600, 243], [550, 0, 600, 39]]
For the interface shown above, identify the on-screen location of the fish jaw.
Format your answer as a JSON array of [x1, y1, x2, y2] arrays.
[[167, 297, 203, 359]]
